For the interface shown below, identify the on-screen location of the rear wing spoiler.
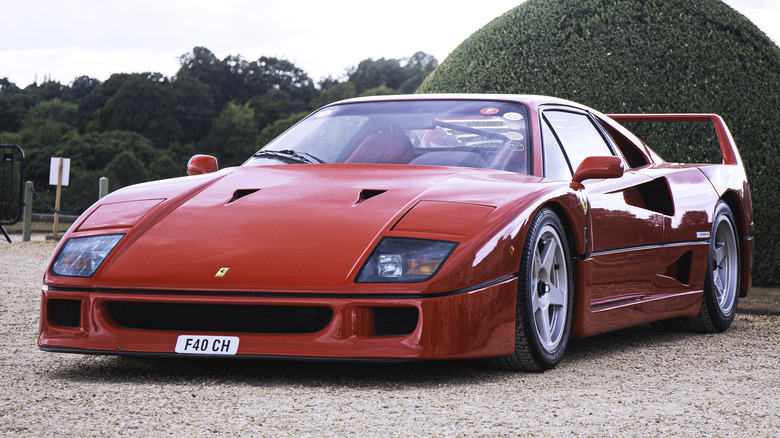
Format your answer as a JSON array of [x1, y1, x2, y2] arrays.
[[607, 113, 743, 167]]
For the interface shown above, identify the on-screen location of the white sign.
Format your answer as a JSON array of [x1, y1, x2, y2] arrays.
[[175, 335, 239, 355], [49, 157, 71, 186]]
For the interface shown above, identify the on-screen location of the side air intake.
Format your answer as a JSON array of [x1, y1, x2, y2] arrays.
[[227, 189, 261, 204], [622, 178, 675, 216], [354, 189, 387, 206], [663, 251, 693, 285]]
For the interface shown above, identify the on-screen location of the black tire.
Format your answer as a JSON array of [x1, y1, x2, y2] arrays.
[[487, 208, 574, 371], [652, 201, 740, 333]]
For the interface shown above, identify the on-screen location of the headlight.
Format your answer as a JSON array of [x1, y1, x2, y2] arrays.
[[356, 237, 458, 283], [50, 234, 124, 277], [77, 199, 164, 232]]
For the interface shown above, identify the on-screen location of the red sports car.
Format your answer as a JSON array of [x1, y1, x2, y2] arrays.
[[38, 95, 753, 371]]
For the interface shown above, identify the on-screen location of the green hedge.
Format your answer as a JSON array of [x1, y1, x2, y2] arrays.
[[419, 0, 780, 286]]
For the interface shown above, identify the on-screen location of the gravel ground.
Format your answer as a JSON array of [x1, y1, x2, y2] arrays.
[[1, 240, 778, 437]]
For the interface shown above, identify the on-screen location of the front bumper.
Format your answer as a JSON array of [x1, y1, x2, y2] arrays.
[[38, 277, 518, 360]]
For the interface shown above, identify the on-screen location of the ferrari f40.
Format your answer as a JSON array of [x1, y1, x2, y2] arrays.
[[38, 95, 753, 371]]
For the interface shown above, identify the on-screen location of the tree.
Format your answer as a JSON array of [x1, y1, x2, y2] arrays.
[[89, 73, 182, 147], [309, 82, 357, 109], [317, 76, 342, 91], [201, 101, 258, 166], [105, 150, 148, 189], [25, 98, 78, 127], [359, 85, 398, 97], [176, 48, 316, 110], [170, 75, 216, 144], [399, 51, 438, 93], [346, 52, 438, 95], [24, 80, 68, 102], [149, 154, 181, 180], [69, 76, 100, 101], [250, 88, 310, 130], [0, 78, 19, 93], [347, 57, 406, 94], [13, 121, 75, 191], [0, 95, 18, 132], [57, 130, 158, 173], [1, 79, 47, 132], [77, 73, 132, 132], [165, 141, 196, 166], [18, 119, 76, 151], [243, 56, 315, 98], [176, 47, 239, 111]]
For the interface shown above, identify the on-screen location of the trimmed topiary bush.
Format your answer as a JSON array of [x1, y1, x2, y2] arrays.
[[420, 0, 779, 286]]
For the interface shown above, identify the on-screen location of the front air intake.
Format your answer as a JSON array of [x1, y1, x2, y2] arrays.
[[373, 307, 419, 336], [106, 302, 332, 334], [49, 299, 81, 328]]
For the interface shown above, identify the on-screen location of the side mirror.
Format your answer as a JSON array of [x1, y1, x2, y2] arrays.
[[187, 155, 218, 176], [572, 156, 623, 184]]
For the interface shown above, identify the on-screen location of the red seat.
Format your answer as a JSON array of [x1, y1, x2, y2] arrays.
[[346, 133, 417, 164]]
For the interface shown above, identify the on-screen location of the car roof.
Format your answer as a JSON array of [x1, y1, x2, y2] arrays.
[[328, 93, 587, 112]]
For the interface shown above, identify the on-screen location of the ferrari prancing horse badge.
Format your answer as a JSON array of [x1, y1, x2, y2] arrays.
[[215, 267, 230, 277]]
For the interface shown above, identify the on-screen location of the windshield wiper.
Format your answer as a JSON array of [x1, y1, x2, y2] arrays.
[[252, 149, 326, 164]]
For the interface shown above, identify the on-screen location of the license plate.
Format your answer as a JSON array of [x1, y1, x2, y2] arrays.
[[175, 335, 239, 355]]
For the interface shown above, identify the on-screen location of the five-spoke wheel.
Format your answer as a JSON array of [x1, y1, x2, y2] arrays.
[[488, 208, 573, 371], [710, 209, 739, 318], [651, 201, 741, 333], [697, 201, 741, 332], [530, 223, 569, 354]]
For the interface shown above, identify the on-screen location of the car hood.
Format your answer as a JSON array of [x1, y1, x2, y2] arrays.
[[50, 165, 552, 292]]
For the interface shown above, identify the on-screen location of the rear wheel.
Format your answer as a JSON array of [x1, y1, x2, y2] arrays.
[[487, 208, 573, 371], [697, 202, 740, 332], [652, 201, 740, 332]]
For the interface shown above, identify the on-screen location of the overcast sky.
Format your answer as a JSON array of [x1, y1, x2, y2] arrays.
[[1, 0, 778, 87]]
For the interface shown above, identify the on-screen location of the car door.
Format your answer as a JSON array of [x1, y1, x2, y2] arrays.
[[541, 108, 665, 308]]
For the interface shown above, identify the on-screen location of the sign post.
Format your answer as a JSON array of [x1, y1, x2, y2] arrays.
[[49, 157, 70, 235]]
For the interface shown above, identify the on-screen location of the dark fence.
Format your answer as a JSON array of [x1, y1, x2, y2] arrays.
[[1, 145, 24, 225], [1, 145, 24, 242]]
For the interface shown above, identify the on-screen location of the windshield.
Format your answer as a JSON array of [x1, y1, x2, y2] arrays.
[[243, 100, 530, 174]]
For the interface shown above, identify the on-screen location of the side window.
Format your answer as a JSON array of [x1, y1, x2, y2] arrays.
[[542, 118, 572, 180], [543, 110, 614, 173]]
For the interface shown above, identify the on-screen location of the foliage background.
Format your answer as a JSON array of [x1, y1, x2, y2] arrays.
[[419, 0, 779, 286], [0, 48, 437, 214]]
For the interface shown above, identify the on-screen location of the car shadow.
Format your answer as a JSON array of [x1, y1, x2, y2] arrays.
[[46, 324, 707, 387], [49, 353, 495, 388], [563, 323, 700, 364]]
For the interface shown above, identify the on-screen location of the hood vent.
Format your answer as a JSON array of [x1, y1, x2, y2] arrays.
[[227, 188, 261, 204], [354, 189, 387, 206]]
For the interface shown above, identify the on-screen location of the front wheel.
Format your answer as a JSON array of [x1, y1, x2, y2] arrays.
[[487, 208, 573, 371]]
